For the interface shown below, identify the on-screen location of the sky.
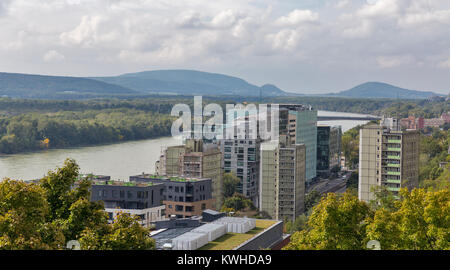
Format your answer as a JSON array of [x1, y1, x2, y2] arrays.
[[1, 0, 450, 95]]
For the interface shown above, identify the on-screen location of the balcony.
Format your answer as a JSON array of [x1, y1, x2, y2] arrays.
[[386, 155, 401, 160], [387, 147, 401, 152], [387, 186, 400, 192], [387, 140, 401, 144], [385, 179, 401, 184], [386, 163, 400, 168], [387, 171, 401, 176]]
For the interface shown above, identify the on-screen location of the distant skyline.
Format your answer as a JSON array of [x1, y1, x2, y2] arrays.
[[1, 0, 450, 95]]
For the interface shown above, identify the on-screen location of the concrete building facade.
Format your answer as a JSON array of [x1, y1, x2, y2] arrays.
[[260, 136, 306, 222], [358, 119, 420, 202]]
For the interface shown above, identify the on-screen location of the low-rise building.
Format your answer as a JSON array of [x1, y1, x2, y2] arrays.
[[424, 118, 445, 128], [400, 116, 424, 130], [130, 174, 214, 218], [89, 180, 166, 227], [151, 210, 286, 250]]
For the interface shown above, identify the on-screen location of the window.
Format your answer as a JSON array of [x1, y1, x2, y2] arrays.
[[175, 205, 184, 212], [201, 203, 206, 210]]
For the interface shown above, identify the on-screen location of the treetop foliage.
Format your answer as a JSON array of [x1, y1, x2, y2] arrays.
[[0, 159, 155, 250]]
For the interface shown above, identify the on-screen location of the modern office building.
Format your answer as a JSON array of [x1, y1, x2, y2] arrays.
[[155, 139, 223, 209], [89, 180, 166, 227], [358, 118, 420, 202], [130, 174, 214, 218], [259, 136, 306, 222], [317, 125, 342, 178], [281, 105, 317, 182]]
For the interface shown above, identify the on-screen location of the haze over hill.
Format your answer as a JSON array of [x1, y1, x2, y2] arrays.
[[90, 70, 289, 97], [0, 72, 139, 99], [326, 82, 444, 100], [0, 70, 445, 100]]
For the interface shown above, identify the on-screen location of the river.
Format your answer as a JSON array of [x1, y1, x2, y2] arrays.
[[0, 111, 373, 181]]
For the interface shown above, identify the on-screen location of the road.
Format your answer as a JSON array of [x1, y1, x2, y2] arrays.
[[306, 171, 351, 195]]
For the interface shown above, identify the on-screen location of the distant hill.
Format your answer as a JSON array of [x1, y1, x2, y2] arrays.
[[0, 72, 139, 99], [327, 82, 443, 99], [90, 70, 289, 97]]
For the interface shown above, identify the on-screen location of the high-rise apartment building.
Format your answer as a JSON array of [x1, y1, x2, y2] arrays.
[[220, 131, 261, 206], [317, 125, 342, 178], [260, 136, 306, 222], [358, 118, 419, 202], [281, 105, 317, 182], [155, 139, 223, 209]]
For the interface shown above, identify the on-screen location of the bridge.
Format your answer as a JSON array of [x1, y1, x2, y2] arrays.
[[317, 116, 381, 121]]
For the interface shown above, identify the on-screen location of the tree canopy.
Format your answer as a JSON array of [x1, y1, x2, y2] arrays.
[[0, 159, 155, 250], [284, 188, 449, 250]]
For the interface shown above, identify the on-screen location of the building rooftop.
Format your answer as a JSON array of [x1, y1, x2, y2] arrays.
[[89, 180, 161, 187], [150, 211, 281, 250], [198, 219, 278, 250], [130, 174, 209, 183]]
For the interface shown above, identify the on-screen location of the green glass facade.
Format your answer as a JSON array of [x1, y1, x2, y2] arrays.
[[290, 109, 318, 181]]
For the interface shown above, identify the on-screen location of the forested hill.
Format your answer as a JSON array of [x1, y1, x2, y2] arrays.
[[90, 70, 289, 96], [0, 72, 139, 99], [326, 82, 443, 99]]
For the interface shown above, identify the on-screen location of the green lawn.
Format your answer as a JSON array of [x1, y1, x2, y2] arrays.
[[198, 220, 277, 250]]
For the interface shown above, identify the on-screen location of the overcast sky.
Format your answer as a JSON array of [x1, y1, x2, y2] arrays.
[[1, 0, 450, 94]]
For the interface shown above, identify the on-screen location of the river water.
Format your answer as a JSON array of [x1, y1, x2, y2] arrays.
[[0, 111, 373, 181]]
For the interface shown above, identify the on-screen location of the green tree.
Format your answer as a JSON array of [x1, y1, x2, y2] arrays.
[[366, 188, 450, 250], [0, 159, 156, 250], [285, 214, 308, 234], [0, 179, 64, 249], [222, 173, 240, 199], [304, 190, 322, 214], [79, 213, 155, 250], [284, 192, 372, 250], [222, 193, 254, 212]]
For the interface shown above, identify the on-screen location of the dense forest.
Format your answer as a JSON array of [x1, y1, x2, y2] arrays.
[[0, 96, 448, 154], [0, 109, 173, 154]]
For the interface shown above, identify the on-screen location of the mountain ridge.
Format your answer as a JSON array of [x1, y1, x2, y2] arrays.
[[0, 70, 445, 99], [90, 69, 289, 97], [325, 82, 444, 99]]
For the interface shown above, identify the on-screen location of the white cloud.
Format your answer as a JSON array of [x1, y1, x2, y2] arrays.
[[43, 50, 65, 62], [275, 9, 318, 26], [60, 15, 103, 47], [438, 58, 450, 68], [376, 55, 414, 68], [0, 0, 450, 94]]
